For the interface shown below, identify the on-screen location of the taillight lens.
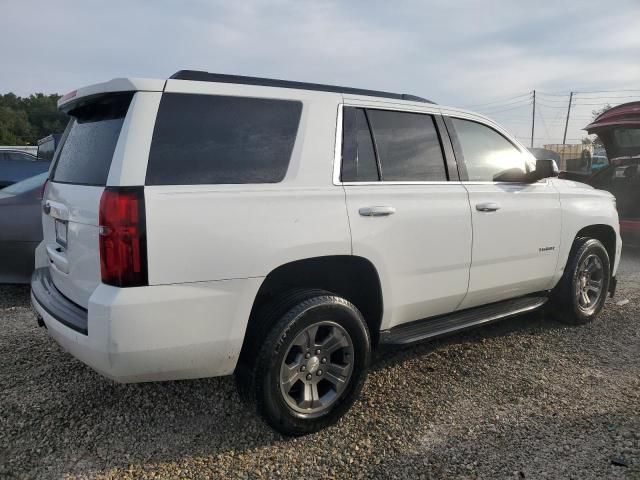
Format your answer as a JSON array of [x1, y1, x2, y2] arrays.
[[99, 187, 148, 287]]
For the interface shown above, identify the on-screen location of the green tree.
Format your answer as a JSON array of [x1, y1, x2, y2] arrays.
[[0, 93, 68, 145]]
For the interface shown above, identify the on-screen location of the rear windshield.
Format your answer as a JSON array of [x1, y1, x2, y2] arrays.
[[146, 93, 302, 185], [51, 93, 133, 185], [614, 128, 640, 149]]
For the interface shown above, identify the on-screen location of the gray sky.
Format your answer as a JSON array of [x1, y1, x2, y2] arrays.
[[2, 0, 639, 146]]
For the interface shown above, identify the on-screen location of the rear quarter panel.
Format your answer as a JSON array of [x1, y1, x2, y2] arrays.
[[143, 88, 350, 284]]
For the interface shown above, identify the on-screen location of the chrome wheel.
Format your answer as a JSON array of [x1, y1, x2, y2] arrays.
[[575, 254, 604, 312], [279, 321, 354, 415]]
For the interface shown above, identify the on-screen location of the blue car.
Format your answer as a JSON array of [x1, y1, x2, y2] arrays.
[[0, 149, 50, 188]]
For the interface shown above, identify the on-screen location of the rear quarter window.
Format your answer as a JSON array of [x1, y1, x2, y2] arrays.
[[52, 93, 133, 186], [146, 93, 302, 185]]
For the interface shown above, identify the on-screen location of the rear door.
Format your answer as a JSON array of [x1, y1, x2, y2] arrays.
[[341, 105, 472, 330], [43, 93, 134, 307], [445, 116, 562, 309]]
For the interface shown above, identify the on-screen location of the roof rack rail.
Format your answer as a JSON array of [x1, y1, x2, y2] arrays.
[[169, 70, 435, 104]]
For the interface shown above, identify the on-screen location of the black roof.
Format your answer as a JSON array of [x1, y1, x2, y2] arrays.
[[170, 70, 435, 104]]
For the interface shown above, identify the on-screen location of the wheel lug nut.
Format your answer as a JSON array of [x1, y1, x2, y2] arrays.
[[305, 353, 311, 359], [321, 357, 327, 364], [317, 370, 323, 376], [300, 365, 306, 372], [306, 374, 312, 380], [315, 349, 321, 355]]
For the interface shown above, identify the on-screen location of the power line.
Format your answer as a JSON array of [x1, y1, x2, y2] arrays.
[[478, 103, 533, 115], [531, 97, 570, 104], [575, 88, 640, 94], [535, 102, 572, 108], [571, 101, 628, 106], [573, 94, 640, 100], [477, 98, 532, 111], [462, 92, 531, 108]]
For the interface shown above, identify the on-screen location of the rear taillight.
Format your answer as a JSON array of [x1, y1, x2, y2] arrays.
[[99, 187, 148, 287]]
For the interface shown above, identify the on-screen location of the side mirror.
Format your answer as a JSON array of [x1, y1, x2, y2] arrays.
[[534, 159, 559, 180]]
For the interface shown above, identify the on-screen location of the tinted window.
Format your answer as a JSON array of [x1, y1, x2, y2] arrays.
[[341, 108, 379, 181], [451, 118, 525, 181], [367, 110, 446, 181], [52, 93, 132, 185], [146, 93, 302, 185], [38, 139, 56, 160], [613, 128, 640, 149]]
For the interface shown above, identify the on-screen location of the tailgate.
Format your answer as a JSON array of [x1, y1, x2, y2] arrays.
[[42, 93, 133, 308]]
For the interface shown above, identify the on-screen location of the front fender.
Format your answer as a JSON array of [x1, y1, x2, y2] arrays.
[[551, 179, 621, 286]]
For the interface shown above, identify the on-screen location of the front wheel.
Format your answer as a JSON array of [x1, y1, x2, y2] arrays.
[[236, 290, 371, 436], [550, 238, 611, 325]]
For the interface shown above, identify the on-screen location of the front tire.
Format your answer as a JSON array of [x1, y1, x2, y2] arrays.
[[236, 290, 371, 436], [550, 238, 610, 325]]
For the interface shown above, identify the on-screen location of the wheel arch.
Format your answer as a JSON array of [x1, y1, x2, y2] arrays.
[[575, 224, 617, 272], [241, 255, 384, 355]]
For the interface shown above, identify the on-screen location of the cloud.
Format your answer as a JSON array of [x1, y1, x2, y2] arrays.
[[1, 0, 638, 145]]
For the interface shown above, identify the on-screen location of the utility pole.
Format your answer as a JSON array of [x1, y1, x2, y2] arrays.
[[530, 90, 536, 148], [562, 91, 574, 145]]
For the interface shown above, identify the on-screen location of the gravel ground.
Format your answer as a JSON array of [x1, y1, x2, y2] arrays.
[[1, 250, 638, 479]]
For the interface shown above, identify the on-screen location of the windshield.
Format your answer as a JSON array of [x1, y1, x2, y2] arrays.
[[1, 172, 48, 194]]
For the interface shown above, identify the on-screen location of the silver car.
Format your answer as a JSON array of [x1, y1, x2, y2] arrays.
[[0, 172, 47, 283]]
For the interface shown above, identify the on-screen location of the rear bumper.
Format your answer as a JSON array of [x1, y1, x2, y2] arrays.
[[32, 268, 88, 334], [31, 267, 263, 383]]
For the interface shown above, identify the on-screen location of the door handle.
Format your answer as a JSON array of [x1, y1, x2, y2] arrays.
[[476, 202, 501, 212], [359, 206, 396, 217]]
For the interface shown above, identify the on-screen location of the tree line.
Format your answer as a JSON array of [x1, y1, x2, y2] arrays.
[[0, 93, 68, 146]]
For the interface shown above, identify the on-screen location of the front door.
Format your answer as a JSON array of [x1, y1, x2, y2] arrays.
[[446, 116, 562, 309]]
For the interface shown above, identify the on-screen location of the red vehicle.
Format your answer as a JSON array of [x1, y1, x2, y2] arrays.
[[584, 102, 640, 246]]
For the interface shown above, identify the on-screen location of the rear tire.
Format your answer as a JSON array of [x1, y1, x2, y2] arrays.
[[549, 238, 610, 325], [235, 289, 371, 436]]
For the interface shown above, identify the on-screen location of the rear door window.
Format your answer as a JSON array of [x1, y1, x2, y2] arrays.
[[341, 107, 379, 182], [146, 93, 302, 185], [367, 109, 447, 181], [51, 93, 133, 185], [341, 107, 448, 182]]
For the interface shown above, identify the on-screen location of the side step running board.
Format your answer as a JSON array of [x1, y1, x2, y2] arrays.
[[380, 296, 548, 345]]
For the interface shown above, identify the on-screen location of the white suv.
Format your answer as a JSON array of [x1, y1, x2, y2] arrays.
[[31, 71, 621, 435]]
